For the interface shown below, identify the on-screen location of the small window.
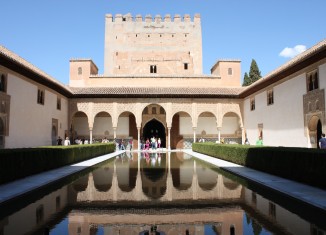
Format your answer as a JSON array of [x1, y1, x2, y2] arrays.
[[78, 67, 82, 75], [57, 97, 61, 110], [37, 89, 45, 105], [143, 107, 148, 114], [307, 69, 319, 92], [150, 65, 157, 74], [228, 68, 233, 75], [184, 63, 188, 70], [122, 17, 126, 21], [250, 98, 255, 111], [267, 89, 274, 105], [152, 107, 156, 114], [0, 74, 7, 92]]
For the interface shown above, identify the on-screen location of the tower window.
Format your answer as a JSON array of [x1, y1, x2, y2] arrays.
[[184, 63, 188, 70], [78, 67, 82, 75], [228, 68, 233, 75], [150, 65, 157, 74]]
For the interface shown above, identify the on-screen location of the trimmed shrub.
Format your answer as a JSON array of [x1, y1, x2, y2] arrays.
[[0, 143, 115, 185], [192, 142, 326, 189]]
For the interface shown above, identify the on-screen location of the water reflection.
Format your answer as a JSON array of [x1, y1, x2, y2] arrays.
[[0, 152, 325, 235], [72, 152, 242, 204]]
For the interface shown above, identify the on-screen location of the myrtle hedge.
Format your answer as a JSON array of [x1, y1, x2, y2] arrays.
[[0, 143, 115, 185], [192, 142, 326, 189]]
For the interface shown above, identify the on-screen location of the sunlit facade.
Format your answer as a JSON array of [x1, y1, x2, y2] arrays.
[[0, 14, 325, 149]]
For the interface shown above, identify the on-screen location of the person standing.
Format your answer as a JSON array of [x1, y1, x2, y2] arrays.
[[157, 138, 161, 149], [57, 136, 62, 145], [64, 137, 70, 146], [319, 133, 326, 149], [129, 139, 133, 150], [256, 136, 263, 146]]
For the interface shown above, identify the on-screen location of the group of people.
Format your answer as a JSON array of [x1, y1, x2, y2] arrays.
[[57, 136, 72, 146], [115, 138, 133, 151], [141, 136, 161, 150]]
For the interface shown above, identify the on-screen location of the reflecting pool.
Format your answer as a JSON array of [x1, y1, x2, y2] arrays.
[[0, 151, 325, 235]]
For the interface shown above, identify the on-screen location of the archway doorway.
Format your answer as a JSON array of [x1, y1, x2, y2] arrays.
[[142, 119, 166, 148]]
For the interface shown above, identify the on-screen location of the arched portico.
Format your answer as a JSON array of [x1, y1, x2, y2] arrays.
[[69, 99, 244, 149]]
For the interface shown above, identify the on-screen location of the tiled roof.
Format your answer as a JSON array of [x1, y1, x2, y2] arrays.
[[70, 86, 245, 98], [240, 38, 326, 97], [0, 45, 71, 95]]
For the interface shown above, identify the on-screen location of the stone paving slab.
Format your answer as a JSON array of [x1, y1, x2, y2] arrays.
[[184, 149, 326, 211], [0, 150, 123, 205]]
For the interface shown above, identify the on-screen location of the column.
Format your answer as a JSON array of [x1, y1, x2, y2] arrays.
[[241, 127, 245, 145], [193, 127, 197, 143], [217, 127, 221, 143], [168, 127, 171, 150], [89, 128, 93, 144], [137, 127, 141, 150], [113, 127, 117, 139]]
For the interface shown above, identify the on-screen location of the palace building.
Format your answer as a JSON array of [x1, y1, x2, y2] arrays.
[[0, 13, 325, 149]]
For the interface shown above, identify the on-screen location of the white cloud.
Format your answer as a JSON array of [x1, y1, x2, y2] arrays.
[[279, 45, 307, 58]]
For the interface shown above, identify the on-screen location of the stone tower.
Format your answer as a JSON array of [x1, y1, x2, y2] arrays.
[[104, 13, 203, 75]]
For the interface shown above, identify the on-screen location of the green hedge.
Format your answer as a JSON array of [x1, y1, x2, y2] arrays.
[[0, 143, 115, 185], [192, 142, 326, 189]]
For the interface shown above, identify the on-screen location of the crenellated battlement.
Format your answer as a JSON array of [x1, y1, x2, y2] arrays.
[[106, 13, 201, 24]]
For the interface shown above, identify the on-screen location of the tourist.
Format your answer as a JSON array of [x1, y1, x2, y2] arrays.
[[256, 136, 263, 146], [319, 133, 326, 149], [102, 137, 109, 143], [157, 138, 161, 148], [119, 139, 125, 150], [145, 138, 150, 150], [245, 137, 250, 145], [129, 139, 133, 150], [57, 136, 62, 145], [64, 137, 70, 146]]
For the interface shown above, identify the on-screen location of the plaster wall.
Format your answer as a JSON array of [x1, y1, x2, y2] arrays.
[[93, 116, 113, 138], [6, 73, 68, 148], [243, 74, 307, 147]]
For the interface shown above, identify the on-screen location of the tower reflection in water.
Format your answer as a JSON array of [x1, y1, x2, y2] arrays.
[[1, 152, 325, 235]]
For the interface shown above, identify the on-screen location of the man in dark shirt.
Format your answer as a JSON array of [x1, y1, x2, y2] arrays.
[[319, 133, 326, 149]]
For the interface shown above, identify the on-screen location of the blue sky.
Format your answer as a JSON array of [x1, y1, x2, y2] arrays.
[[1, 0, 325, 85]]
